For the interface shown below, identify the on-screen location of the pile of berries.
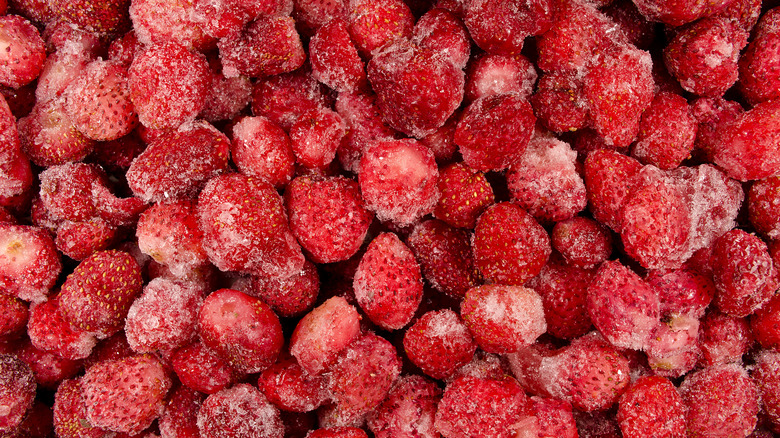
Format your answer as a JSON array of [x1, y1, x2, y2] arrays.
[[0, 0, 780, 436]]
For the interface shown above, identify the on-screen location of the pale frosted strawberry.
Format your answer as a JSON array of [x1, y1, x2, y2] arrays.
[[412, 7, 471, 69], [17, 97, 97, 167], [617, 376, 685, 438], [309, 20, 366, 93], [699, 310, 753, 367], [231, 116, 295, 188], [197, 383, 284, 438], [711, 100, 780, 181], [27, 296, 97, 360], [366, 374, 441, 438], [0, 15, 46, 89], [583, 149, 643, 232], [218, 16, 305, 79], [289, 108, 346, 169], [130, 0, 211, 50], [55, 218, 118, 261], [250, 260, 319, 318], [0, 294, 26, 341], [551, 217, 612, 269], [136, 200, 208, 277], [466, 53, 536, 101], [403, 309, 477, 379], [53, 378, 112, 438], [171, 341, 235, 395], [346, 0, 414, 57], [334, 91, 398, 173], [158, 385, 203, 438], [0, 354, 36, 435], [0, 224, 61, 303]]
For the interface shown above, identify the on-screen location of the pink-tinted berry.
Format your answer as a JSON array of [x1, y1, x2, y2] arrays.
[[199, 71, 252, 122], [218, 16, 305, 79], [0, 354, 35, 434], [617, 376, 685, 438], [250, 260, 319, 318], [17, 97, 97, 167], [231, 116, 295, 188], [739, 8, 780, 105], [632, 0, 731, 26], [0, 15, 46, 89], [690, 96, 743, 163], [171, 342, 235, 394], [136, 200, 208, 277], [698, 310, 753, 367], [0, 294, 26, 341], [129, 0, 211, 50], [16, 340, 82, 389], [0, 224, 61, 303], [27, 296, 97, 360], [531, 70, 589, 133], [403, 309, 477, 379], [309, 20, 366, 93], [712, 100, 780, 181], [346, 0, 414, 57], [197, 383, 284, 438], [751, 350, 780, 433], [462, 0, 551, 55], [465, 53, 536, 101], [334, 91, 398, 172], [366, 374, 441, 438], [551, 217, 612, 269], [632, 91, 696, 170], [55, 218, 118, 261], [583, 149, 643, 232], [289, 108, 346, 170], [258, 358, 327, 412], [158, 385, 204, 438], [251, 69, 331, 131], [53, 378, 112, 438], [412, 7, 471, 69]]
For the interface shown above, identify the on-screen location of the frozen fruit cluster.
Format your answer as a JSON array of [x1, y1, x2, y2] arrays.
[[1, 0, 780, 436]]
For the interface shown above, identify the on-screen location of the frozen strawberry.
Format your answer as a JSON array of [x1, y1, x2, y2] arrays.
[[49, 0, 130, 33], [507, 133, 587, 223], [198, 384, 284, 438], [90, 131, 146, 174], [751, 350, 780, 433], [645, 316, 700, 377], [711, 100, 780, 181], [231, 116, 295, 187], [10, 0, 54, 24], [125, 278, 203, 353], [53, 378, 113, 438], [251, 260, 319, 318], [0, 354, 34, 434], [551, 217, 612, 269], [289, 108, 346, 170], [334, 91, 398, 172], [107, 30, 141, 68], [465, 53, 537, 101], [698, 309, 752, 367], [285, 175, 372, 264], [691, 96, 743, 160], [309, 20, 366, 94], [326, 332, 401, 426], [251, 69, 332, 131], [358, 139, 439, 227], [462, 0, 551, 55], [412, 8, 470, 69], [0, 294, 26, 340], [407, 219, 479, 299], [454, 93, 536, 172], [366, 374, 441, 438], [158, 385, 204, 438], [0, 224, 61, 303], [82, 354, 171, 435], [432, 162, 494, 229], [632, 91, 696, 170], [258, 358, 327, 412], [526, 255, 595, 340], [435, 374, 532, 438], [191, 0, 292, 38], [199, 71, 252, 122], [353, 233, 423, 330], [17, 340, 83, 389], [289, 296, 361, 375], [749, 293, 780, 349], [171, 341, 235, 394], [0, 94, 33, 211], [587, 260, 660, 351], [367, 40, 464, 139], [307, 427, 368, 438], [218, 16, 305, 79], [403, 309, 477, 379], [38, 162, 103, 223], [664, 17, 747, 98], [616, 376, 685, 438], [129, 0, 211, 50], [293, 0, 346, 34], [748, 175, 780, 239], [529, 396, 578, 438], [55, 218, 118, 261], [197, 173, 305, 278], [59, 250, 143, 338], [27, 295, 97, 360], [531, 70, 589, 134], [419, 113, 459, 161], [632, 0, 732, 26], [198, 288, 283, 374], [0, 15, 46, 89], [679, 364, 759, 438], [739, 9, 780, 105], [584, 46, 654, 148], [648, 267, 714, 319], [710, 229, 777, 317], [17, 97, 97, 167], [346, 0, 414, 57], [602, 0, 656, 49], [34, 49, 93, 103], [128, 42, 210, 129], [716, 0, 761, 32], [83, 331, 134, 369], [472, 202, 551, 285], [136, 200, 208, 277]]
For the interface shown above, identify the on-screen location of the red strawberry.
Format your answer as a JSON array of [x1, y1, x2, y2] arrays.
[[632, 91, 696, 170], [55, 218, 118, 261], [191, 0, 290, 38], [531, 396, 578, 438], [433, 162, 494, 229], [738, 8, 780, 105], [251, 69, 331, 131], [218, 16, 305, 79], [230, 116, 295, 188], [58, 250, 143, 338], [27, 295, 97, 360], [551, 217, 613, 269], [197, 383, 284, 438], [49, 0, 130, 33], [690, 96, 743, 163], [250, 260, 319, 318], [128, 42, 210, 129], [583, 149, 643, 232], [0, 294, 27, 341], [257, 358, 327, 412], [472, 202, 551, 285], [334, 91, 398, 173], [53, 378, 112, 438], [38, 162, 103, 222], [412, 8, 471, 69], [198, 288, 283, 374], [698, 309, 753, 367], [289, 296, 361, 376], [712, 100, 780, 182], [198, 71, 252, 122], [158, 386, 204, 438], [601, 0, 656, 49], [647, 266, 715, 319], [127, 121, 230, 203], [353, 232, 424, 330], [748, 175, 780, 239], [366, 374, 442, 438], [289, 108, 347, 169], [0, 15, 46, 89], [751, 350, 780, 433], [309, 19, 366, 93], [171, 341, 235, 395], [197, 173, 304, 278], [0, 224, 61, 303], [81, 355, 172, 435], [64, 59, 137, 141], [346, 0, 414, 57], [0, 94, 33, 211], [16, 340, 83, 389], [9, 0, 54, 25], [616, 376, 685, 438], [466, 53, 537, 101], [17, 97, 97, 167], [750, 293, 780, 349], [403, 309, 477, 379], [462, 0, 552, 55], [0, 354, 36, 435], [531, 70, 589, 133], [129, 0, 211, 50], [293, 0, 346, 34]]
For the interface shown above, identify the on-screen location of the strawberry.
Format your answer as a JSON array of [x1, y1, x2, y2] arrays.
[[289, 108, 347, 169], [751, 350, 780, 433], [53, 378, 113, 438], [617, 376, 685, 438], [326, 332, 402, 426], [129, 0, 211, 50], [472, 202, 551, 285], [251, 69, 332, 131], [0, 15, 46, 89], [81, 355, 172, 435], [58, 250, 143, 338], [402, 309, 477, 379], [434, 374, 533, 438], [632, 0, 728, 26], [63, 59, 137, 141], [690, 96, 743, 163], [531, 70, 590, 133], [293, 0, 346, 34], [712, 100, 780, 182], [748, 175, 780, 239], [27, 295, 97, 360], [698, 309, 753, 367], [198, 288, 283, 374], [738, 8, 780, 105], [412, 8, 471, 69], [366, 374, 441, 438], [197, 384, 284, 438], [218, 16, 305, 79], [198, 71, 252, 122], [49, 0, 131, 34], [601, 0, 656, 49], [679, 364, 760, 438], [465, 53, 537, 101], [0, 354, 36, 435], [462, 0, 552, 56], [250, 260, 319, 318], [127, 42, 210, 129], [648, 266, 715, 319], [353, 232, 424, 330], [531, 396, 578, 438], [158, 386, 204, 438], [406, 219, 480, 299], [191, 0, 290, 38], [0, 94, 33, 211], [583, 149, 643, 232], [257, 358, 327, 412], [38, 162, 103, 223], [309, 19, 366, 94], [171, 341, 235, 395], [334, 91, 398, 173], [0, 224, 62, 303], [551, 217, 613, 269], [16, 340, 83, 389], [0, 294, 27, 341], [230, 116, 295, 188], [9, 0, 54, 24], [89, 130, 146, 173], [18, 97, 97, 167], [346, 0, 414, 57], [289, 296, 361, 376], [433, 162, 494, 229], [55, 218, 119, 261], [197, 173, 304, 278], [632, 91, 696, 170], [127, 121, 230, 203]]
